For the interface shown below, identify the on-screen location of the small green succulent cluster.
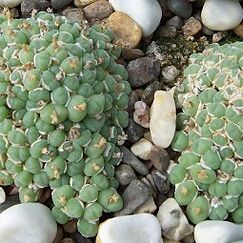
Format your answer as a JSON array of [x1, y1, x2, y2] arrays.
[[170, 42, 243, 224], [0, 10, 131, 237]]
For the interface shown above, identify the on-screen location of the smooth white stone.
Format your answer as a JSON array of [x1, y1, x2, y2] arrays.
[[0, 203, 57, 243], [194, 221, 243, 243], [96, 213, 162, 243], [157, 198, 194, 241], [150, 90, 176, 148], [109, 0, 162, 37], [0, 0, 23, 8], [0, 187, 6, 204], [201, 0, 243, 31], [131, 138, 154, 160]]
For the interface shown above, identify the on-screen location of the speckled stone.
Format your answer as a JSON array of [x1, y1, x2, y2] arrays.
[[62, 8, 86, 24], [21, 0, 50, 17], [115, 164, 137, 186]]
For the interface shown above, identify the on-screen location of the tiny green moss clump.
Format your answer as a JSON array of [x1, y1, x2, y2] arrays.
[[170, 42, 243, 224], [0, 10, 131, 237]]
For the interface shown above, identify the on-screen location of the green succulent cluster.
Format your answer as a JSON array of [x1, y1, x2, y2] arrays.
[[170, 42, 243, 224], [0, 10, 131, 237]]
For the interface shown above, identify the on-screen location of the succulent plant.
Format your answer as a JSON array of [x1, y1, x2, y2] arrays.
[[0, 10, 131, 237], [170, 42, 243, 224]]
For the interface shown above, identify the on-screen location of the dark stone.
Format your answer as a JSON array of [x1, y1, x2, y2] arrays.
[[126, 118, 144, 143], [150, 146, 170, 172], [115, 164, 137, 186], [115, 179, 152, 216], [166, 16, 184, 30], [21, 0, 50, 18], [71, 232, 93, 243], [62, 8, 86, 24], [0, 194, 20, 214], [51, 0, 73, 10], [127, 57, 160, 88], [157, 26, 177, 38], [120, 146, 149, 176], [126, 90, 140, 114], [151, 170, 170, 194], [167, 0, 193, 19], [142, 81, 162, 106]]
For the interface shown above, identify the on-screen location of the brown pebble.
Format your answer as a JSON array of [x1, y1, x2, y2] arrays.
[[63, 219, 77, 234], [38, 188, 51, 203], [122, 48, 145, 60], [106, 11, 142, 48], [150, 146, 170, 172], [83, 0, 113, 21], [61, 238, 75, 243], [234, 23, 243, 38], [182, 17, 202, 36], [62, 8, 86, 24], [212, 31, 227, 43], [74, 0, 98, 7], [52, 226, 63, 243]]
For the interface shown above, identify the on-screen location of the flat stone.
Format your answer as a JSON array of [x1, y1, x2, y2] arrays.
[[0, 0, 23, 8], [131, 138, 154, 160], [115, 179, 152, 216], [62, 8, 86, 24], [96, 214, 162, 243], [51, 0, 73, 10], [126, 118, 144, 143], [106, 11, 142, 48], [21, 0, 50, 17], [201, 0, 243, 31], [157, 198, 194, 241], [151, 170, 170, 194], [150, 90, 176, 148], [127, 56, 160, 88], [167, 0, 192, 19], [121, 146, 149, 175], [0, 203, 57, 243], [182, 17, 202, 36], [150, 146, 170, 172], [74, 0, 98, 7], [83, 0, 113, 21], [115, 164, 137, 186], [109, 0, 162, 37]]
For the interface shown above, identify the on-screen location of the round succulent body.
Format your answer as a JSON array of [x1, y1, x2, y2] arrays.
[[0, 11, 129, 237], [171, 42, 243, 224]]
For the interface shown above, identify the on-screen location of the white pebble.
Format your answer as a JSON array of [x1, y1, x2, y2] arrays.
[[0, 187, 6, 204], [0, 0, 23, 8], [149, 90, 176, 148], [109, 0, 162, 37], [131, 138, 154, 160]]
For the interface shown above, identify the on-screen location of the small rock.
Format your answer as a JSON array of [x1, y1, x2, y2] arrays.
[[167, 0, 192, 19], [146, 173, 159, 193], [134, 196, 157, 214], [162, 65, 179, 82], [150, 146, 170, 172], [83, 0, 113, 21], [151, 170, 170, 194], [202, 26, 214, 35], [96, 214, 162, 243], [157, 198, 194, 241], [131, 138, 154, 160], [122, 48, 145, 60], [150, 90, 176, 148], [182, 17, 202, 36], [53, 226, 64, 243], [115, 179, 152, 216], [106, 11, 142, 48], [10, 7, 19, 18], [142, 81, 162, 106], [0, 0, 23, 8], [126, 90, 140, 114], [61, 239, 75, 243], [51, 0, 73, 10], [158, 26, 177, 38], [109, 0, 162, 37], [212, 31, 227, 43], [234, 23, 243, 38], [0, 194, 20, 214], [115, 164, 137, 186], [62, 8, 86, 24], [0, 187, 6, 204], [120, 146, 149, 175], [181, 233, 194, 243], [146, 41, 164, 62], [126, 118, 144, 143], [0, 203, 57, 243], [63, 219, 77, 233], [133, 101, 150, 128], [201, 0, 243, 31], [21, 0, 50, 17], [39, 188, 51, 203], [195, 221, 243, 243], [163, 239, 181, 243], [72, 232, 92, 243], [166, 16, 183, 30], [127, 56, 160, 88], [74, 0, 98, 7]]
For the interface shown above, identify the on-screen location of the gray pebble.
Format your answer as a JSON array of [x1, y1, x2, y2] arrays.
[[167, 0, 193, 19], [71, 232, 92, 243], [62, 8, 86, 24], [151, 170, 170, 194], [115, 164, 137, 186], [0, 194, 20, 214], [51, 0, 73, 10], [150, 146, 170, 172], [115, 179, 152, 216], [21, 0, 50, 18], [202, 26, 214, 35], [162, 65, 179, 82], [120, 146, 149, 175], [158, 25, 177, 38], [126, 118, 144, 143], [142, 81, 162, 106], [166, 16, 183, 30], [126, 90, 140, 114], [127, 57, 160, 88]]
